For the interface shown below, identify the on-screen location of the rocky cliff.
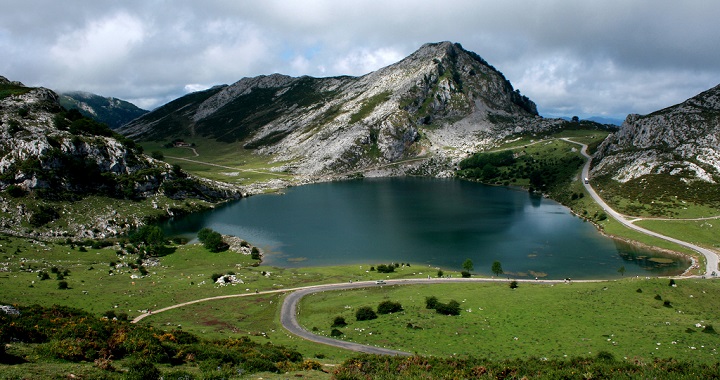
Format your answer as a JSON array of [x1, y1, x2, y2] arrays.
[[120, 42, 566, 177], [592, 84, 720, 183], [0, 76, 240, 237]]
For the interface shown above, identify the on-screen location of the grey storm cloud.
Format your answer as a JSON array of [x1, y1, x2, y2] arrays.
[[1, 0, 719, 120]]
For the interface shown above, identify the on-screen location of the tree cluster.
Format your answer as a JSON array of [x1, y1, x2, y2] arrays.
[[197, 227, 229, 252], [425, 296, 461, 316]]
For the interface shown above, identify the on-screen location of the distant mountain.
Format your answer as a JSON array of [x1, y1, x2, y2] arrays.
[[586, 116, 623, 126], [120, 42, 570, 177], [59, 91, 148, 129], [558, 116, 623, 126], [592, 84, 720, 183]]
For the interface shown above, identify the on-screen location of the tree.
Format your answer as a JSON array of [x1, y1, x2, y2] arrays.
[[462, 258, 474, 272], [198, 228, 228, 252], [436, 269, 444, 278], [355, 306, 377, 321], [509, 280, 519, 289], [618, 266, 626, 276], [491, 261, 504, 276]]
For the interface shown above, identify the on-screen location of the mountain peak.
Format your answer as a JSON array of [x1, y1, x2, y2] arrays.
[[121, 42, 557, 176]]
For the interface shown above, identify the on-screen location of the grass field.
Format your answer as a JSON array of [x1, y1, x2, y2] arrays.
[[140, 138, 295, 185], [297, 279, 720, 363]]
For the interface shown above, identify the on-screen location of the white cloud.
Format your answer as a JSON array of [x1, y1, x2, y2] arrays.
[[50, 12, 145, 74], [1, 0, 719, 118]]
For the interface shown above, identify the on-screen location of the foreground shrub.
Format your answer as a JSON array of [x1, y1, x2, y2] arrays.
[[356, 306, 378, 321], [333, 353, 720, 379], [377, 300, 403, 314], [332, 316, 348, 327]]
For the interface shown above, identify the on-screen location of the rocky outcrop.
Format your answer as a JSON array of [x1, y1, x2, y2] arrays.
[[0, 77, 242, 238], [592, 84, 720, 183], [120, 42, 567, 177]]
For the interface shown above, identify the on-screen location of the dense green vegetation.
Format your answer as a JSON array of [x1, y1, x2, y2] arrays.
[[332, 353, 720, 379], [457, 142, 584, 193], [594, 173, 720, 218], [0, 304, 312, 379], [0, 82, 31, 99]]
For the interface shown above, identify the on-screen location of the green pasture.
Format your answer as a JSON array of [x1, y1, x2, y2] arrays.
[[298, 279, 720, 363], [140, 138, 295, 185], [635, 219, 720, 252]]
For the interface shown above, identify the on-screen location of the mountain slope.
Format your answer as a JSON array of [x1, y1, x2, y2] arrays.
[[121, 42, 565, 176], [0, 76, 240, 237], [59, 91, 148, 129], [592, 84, 720, 184]]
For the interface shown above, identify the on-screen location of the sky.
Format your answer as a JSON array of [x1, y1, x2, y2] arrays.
[[2, 0, 719, 121]]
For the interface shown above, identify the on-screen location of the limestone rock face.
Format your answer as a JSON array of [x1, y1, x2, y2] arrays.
[[120, 42, 566, 177], [592, 84, 720, 183], [0, 78, 240, 199]]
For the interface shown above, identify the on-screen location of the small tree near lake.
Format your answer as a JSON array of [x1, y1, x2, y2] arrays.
[[492, 260, 504, 277], [462, 258, 474, 272]]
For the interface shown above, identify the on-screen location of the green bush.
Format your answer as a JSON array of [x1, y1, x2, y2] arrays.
[[332, 316, 348, 327], [376, 264, 395, 273], [425, 296, 439, 309], [124, 358, 162, 380], [330, 328, 343, 337], [377, 300, 403, 314], [355, 306, 377, 321]]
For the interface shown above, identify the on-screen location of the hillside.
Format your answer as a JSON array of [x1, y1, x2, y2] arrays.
[[592, 84, 720, 183], [59, 91, 148, 129], [590, 84, 720, 215], [0, 76, 240, 238], [120, 42, 567, 177]]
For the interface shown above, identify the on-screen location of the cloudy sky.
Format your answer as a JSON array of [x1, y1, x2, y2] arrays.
[[2, 0, 719, 121]]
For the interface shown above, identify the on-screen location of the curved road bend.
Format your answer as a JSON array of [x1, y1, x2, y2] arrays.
[[135, 278, 594, 356], [562, 138, 719, 277]]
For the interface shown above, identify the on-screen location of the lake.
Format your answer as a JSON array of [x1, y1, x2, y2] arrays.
[[161, 177, 690, 279]]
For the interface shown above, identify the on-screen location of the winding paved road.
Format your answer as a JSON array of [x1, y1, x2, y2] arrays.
[[563, 138, 719, 277], [134, 277, 594, 355]]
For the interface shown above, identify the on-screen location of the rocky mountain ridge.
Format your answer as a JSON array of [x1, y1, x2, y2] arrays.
[[120, 42, 568, 177], [0, 76, 240, 238], [59, 91, 148, 129], [592, 84, 720, 183]]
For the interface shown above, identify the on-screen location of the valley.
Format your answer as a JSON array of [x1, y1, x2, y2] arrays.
[[1, 40, 719, 378]]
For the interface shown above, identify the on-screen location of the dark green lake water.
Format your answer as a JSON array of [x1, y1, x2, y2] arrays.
[[162, 177, 689, 279]]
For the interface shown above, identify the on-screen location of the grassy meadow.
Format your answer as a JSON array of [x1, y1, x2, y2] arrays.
[[140, 138, 295, 185], [297, 279, 720, 363]]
